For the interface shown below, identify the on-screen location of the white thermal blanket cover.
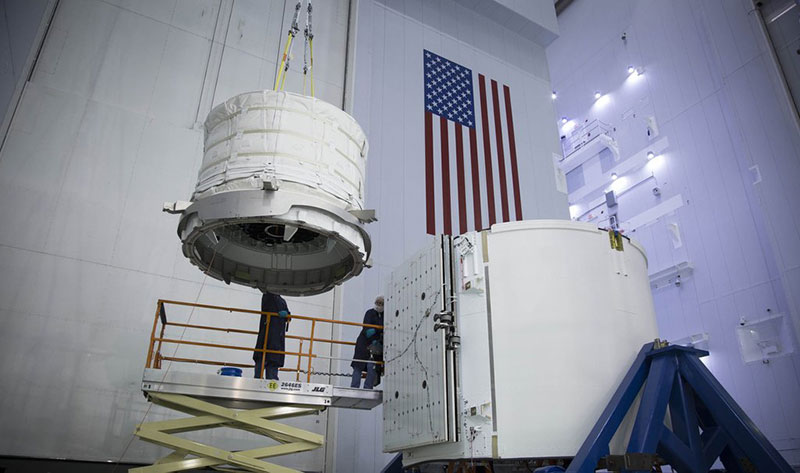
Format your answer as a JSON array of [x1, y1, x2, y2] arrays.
[[196, 91, 368, 210]]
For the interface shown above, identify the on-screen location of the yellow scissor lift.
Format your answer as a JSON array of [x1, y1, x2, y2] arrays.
[[131, 300, 382, 473]]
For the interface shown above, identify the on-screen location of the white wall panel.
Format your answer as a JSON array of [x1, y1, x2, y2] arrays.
[[0, 84, 87, 251], [45, 101, 147, 264], [149, 28, 211, 128], [90, 10, 170, 115], [226, 0, 283, 60], [104, 0, 177, 25], [549, 0, 800, 465], [110, 120, 201, 277], [403, 9, 427, 251], [0, 0, 351, 467], [211, 45, 267, 107], [171, 0, 220, 39]]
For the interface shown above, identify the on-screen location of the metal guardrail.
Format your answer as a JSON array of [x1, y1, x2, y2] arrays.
[[145, 299, 383, 383]]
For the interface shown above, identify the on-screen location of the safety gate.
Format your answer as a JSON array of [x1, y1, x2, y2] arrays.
[[383, 235, 458, 451]]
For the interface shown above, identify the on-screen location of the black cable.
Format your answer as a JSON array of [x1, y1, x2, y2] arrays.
[[385, 290, 440, 364], [385, 290, 442, 436]]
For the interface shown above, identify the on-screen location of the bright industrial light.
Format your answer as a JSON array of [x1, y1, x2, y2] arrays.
[[647, 151, 655, 160], [552, 91, 558, 100], [594, 91, 602, 99], [611, 173, 618, 180], [594, 94, 611, 108], [625, 69, 644, 85], [627, 65, 635, 74], [608, 175, 628, 193], [646, 154, 665, 172], [561, 116, 568, 124]]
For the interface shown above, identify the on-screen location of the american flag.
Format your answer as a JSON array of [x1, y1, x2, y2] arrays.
[[424, 49, 523, 235]]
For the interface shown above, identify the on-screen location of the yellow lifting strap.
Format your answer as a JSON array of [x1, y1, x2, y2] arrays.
[[275, 1, 303, 92], [274, 34, 293, 91], [276, 1, 316, 96]]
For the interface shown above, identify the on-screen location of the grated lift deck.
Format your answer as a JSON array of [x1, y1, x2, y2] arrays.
[[141, 369, 382, 410]]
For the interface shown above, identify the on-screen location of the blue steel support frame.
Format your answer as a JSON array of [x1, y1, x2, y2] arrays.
[[563, 342, 793, 473]]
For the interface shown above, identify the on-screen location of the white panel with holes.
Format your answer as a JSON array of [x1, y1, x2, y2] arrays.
[[383, 236, 451, 451]]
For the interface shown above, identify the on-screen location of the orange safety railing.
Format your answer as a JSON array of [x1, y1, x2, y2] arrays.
[[145, 299, 383, 383]]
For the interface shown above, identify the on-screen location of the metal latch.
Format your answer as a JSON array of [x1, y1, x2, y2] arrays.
[[653, 338, 670, 350], [433, 311, 453, 331], [447, 335, 461, 349], [433, 311, 460, 350], [347, 208, 378, 223], [163, 201, 191, 214], [608, 229, 625, 251]]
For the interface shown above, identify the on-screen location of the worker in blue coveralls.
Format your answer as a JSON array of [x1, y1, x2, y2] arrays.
[[350, 295, 384, 389], [254, 291, 290, 380]]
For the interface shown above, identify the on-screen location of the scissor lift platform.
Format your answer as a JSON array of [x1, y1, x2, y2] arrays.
[[133, 371, 382, 473]]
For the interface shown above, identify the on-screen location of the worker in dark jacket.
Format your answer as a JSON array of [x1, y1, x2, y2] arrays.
[[350, 296, 384, 389], [254, 291, 290, 379]]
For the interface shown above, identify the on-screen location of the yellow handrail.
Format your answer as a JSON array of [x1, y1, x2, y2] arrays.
[[146, 299, 383, 383], [156, 299, 383, 328]]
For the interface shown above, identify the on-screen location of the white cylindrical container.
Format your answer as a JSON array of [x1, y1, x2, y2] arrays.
[[485, 220, 658, 458], [386, 220, 659, 465], [172, 91, 372, 296]]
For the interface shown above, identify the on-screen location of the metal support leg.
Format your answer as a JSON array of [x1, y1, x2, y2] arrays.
[[565, 342, 794, 473], [130, 393, 325, 473], [679, 353, 792, 472], [626, 355, 676, 454]]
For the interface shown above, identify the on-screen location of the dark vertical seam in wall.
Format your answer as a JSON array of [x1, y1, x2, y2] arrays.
[[3, 4, 15, 77], [341, 0, 353, 110], [25, 0, 59, 81], [0, 0, 60, 155]]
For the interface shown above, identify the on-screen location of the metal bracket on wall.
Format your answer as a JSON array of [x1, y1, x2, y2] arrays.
[[649, 260, 693, 290]]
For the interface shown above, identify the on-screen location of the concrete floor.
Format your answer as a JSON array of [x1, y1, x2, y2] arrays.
[[0, 456, 214, 473]]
